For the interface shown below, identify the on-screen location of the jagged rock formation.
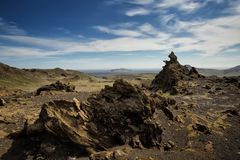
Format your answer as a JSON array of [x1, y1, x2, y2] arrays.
[[27, 80, 163, 154], [150, 51, 203, 94], [36, 81, 75, 95]]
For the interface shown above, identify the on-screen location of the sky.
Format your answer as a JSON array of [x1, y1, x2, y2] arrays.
[[0, 0, 239, 69]]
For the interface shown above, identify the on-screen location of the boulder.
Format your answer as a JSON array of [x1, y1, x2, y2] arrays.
[[36, 81, 75, 95], [192, 123, 211, 134]]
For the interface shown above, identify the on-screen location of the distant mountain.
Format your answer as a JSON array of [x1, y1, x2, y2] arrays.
[[110, 68, 132, 73], [185, 65, 240, 77], [223, 65, 240, 75]]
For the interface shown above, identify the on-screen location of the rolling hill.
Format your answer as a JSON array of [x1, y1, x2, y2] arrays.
[[0, 62, 91, 90], [185, 65, 240, 77]]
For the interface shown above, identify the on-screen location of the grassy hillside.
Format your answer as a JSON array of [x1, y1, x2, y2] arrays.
[[0, 62, 92, 91]]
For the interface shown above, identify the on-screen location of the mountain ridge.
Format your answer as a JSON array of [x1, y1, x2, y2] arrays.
[[185, 64, 240, 77]]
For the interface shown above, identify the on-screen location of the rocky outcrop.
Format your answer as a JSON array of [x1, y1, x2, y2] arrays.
[[27, 80, 163, 154], [36, 81, 75, 95], [150, 52, 203, 94]]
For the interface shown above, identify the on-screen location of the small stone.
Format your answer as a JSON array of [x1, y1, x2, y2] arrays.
[[113, 147, 132, 159], [0, 98, 6, 106], [204, 141, 213, 152], [67, 157, 76, 160], [113, 150, 127, 159], [130, 135, 144, 149], [90, 150, 113, 160], [205, 85, 211, 90], [167, 98, 176, 105], [39, 143, 56, 155], [189, 103, 196, 108], [164, 140, 175, 151], [168, 140, 175, 147], [175, 115, 184, 123], [18, 101, 27, 105], [73, 97, 81, 111]]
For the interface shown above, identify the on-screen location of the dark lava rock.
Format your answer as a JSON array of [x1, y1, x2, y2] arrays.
[[27, 79, 163, 154], [150, 51, 202, 94], [0, 98, 6, 106], [222, 109, 239, 116], [36, 81, 75, 95], [205, 85, 211, 90], [192, 123, 211, 134]]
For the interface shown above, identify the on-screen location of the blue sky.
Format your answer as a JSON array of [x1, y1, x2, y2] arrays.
[[0, 0, 239, 69]]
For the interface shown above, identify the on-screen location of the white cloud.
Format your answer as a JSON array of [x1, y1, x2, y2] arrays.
[[157, 0, 203, 13], [0, 14, 239, 60], [125, 8, 150, 16], [0, 35, 77, 49], [129, 0, 155, 5], [0, 18, 26, 35], [111, 22, 138, 28], [224, 0, 240, 14], [120, 0, 214, 16], [0, 46, 57, 57], [160, 14, 176, 24], [77, 34, 85, 38], [138, 23, 170, 39], [94, 26, 143, 37], [138, 23, 156, 34], [169, 15, 240, 55]]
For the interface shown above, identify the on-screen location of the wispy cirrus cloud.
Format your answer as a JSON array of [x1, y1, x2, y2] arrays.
[[156, 0, 204, 13], [115, 0, 217, 16], [94, 23, 170, 39], [224, 0, 240, 14], [0, 17, 26, 35], [125, 8, 151, 16], [107, 0, 154, 5], [166, 14, 240, 55], [1, 13, 239, 57], [0, 35, 76, 49], [93, 25, 144, 37], [127, 0, 154, 5], [0, 46, 58, 57]]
